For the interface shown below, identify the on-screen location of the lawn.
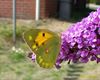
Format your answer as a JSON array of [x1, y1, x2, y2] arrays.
[[0, 19, 100, 80]]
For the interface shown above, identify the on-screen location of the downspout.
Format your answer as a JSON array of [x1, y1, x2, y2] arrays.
[[35, 0, 40, 21], [12, 0, 16, 44]]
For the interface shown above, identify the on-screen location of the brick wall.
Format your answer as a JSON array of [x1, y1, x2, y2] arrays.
[[0, 0, 57, 19], [0, 0, 12, 18], [40, 0, 58, 18], [45, 0, 58, 17]]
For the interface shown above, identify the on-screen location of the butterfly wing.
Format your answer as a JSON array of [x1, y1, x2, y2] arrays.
[[23, 29, 40, 52], [36, 34, 61, 68], [23, 29, 61, 68]]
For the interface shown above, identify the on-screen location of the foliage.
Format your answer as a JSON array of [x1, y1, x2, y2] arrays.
[[9, 50, 26, 63], [90, 0, 96, 3]]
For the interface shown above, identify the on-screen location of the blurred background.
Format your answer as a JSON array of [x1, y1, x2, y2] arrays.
[[0, 0, 100, 80]]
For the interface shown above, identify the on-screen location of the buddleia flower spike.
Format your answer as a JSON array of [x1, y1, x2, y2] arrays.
[[56, 7, 100, 68]]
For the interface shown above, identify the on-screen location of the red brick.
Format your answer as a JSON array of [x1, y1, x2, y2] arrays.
[[0, 0, 57, 19]]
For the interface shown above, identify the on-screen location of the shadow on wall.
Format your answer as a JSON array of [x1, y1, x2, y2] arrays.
[[64, 63, 84, 80]]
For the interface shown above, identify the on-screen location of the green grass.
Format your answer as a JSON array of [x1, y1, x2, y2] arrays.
[[0, 21, 100, 80], [9, 51, 26, 63]]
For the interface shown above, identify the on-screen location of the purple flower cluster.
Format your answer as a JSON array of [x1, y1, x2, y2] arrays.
[[56, 8, 100, 68]]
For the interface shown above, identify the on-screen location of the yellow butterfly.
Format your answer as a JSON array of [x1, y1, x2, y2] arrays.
[[23, 29, 61, 68]]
